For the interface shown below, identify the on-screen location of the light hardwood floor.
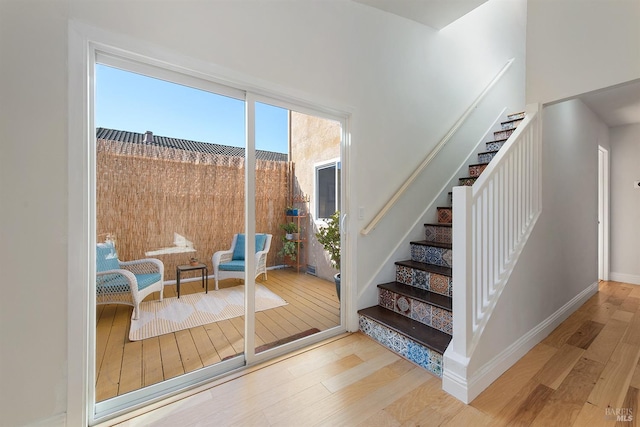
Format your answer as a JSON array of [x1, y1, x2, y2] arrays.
[[106, 281, 640, 426], [96, 269, 340, 402]]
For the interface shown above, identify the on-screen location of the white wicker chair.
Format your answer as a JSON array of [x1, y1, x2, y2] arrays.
[[96, 241, 164, 319], [212, 233, 272, 290]]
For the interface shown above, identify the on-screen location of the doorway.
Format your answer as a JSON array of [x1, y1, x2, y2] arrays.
[[88, 49, 347, 423], [598, 145, 609, 281]]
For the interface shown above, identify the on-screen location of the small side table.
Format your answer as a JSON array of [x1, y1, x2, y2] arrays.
[[176, 263, 208, 298]]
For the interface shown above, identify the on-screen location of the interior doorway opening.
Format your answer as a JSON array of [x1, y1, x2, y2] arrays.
[[598, 145, 609, 281]]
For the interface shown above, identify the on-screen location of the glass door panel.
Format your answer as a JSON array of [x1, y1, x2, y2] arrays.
[[252, 101, 342, 358], [94, 62, 245, 416]]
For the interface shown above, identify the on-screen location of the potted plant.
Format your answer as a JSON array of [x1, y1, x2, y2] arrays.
[[278, 239, 298, 261], [315, 210, 341, 300], [285, 206, 299, 216], [280, 221, 299, 240]]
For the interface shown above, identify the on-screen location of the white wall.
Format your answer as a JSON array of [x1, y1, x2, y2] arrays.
[[610, 124, 640, 284], [0, 2, 71, 426], [0, 0, 525, 425], [526, 0, 640, 105], [467, 99, 608, 391]]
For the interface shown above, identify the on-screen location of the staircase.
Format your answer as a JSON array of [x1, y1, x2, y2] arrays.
[[358, 112, 525, 377]]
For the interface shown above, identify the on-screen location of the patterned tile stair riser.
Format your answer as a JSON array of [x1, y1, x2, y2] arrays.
[[411, 242, 452, 268], [437, 207, 452, 224], [501, 118, 524, 130], [359, 315, 443, 377], [493, 127, 516, 140], [469, 164, 488, 177], [459, 177, 478, 186], [424, 224, 452, 244], [478, 151, 499, 164], [486, 140, 507, 152], [395, 264, 452, 297], [378, 288, 452, 335]]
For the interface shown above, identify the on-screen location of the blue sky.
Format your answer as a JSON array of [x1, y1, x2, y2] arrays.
[[95, 64, 289, 154]]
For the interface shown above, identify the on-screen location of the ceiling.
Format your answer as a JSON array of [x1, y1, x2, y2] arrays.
[[578, 80, 640, 127], [352, 0, 488, 30]]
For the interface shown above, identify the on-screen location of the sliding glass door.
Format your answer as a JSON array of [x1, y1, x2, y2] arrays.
[[90, 49, 345, 424]]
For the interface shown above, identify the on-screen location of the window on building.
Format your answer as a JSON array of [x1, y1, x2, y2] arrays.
[[316, 160, 340, 219]]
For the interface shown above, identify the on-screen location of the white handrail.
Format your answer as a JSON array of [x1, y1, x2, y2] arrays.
[[360, 58, 515, 236], [450, 104, 542, 359]]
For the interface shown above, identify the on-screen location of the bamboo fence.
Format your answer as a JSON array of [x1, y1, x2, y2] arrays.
[[96, 139, 290, 281]]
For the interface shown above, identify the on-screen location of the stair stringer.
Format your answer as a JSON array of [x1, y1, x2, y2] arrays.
[[442, 104, 543, 403]]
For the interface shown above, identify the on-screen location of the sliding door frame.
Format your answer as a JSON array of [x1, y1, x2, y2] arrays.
[[68, 21, 351, 426]]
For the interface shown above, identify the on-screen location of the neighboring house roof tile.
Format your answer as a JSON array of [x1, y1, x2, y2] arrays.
[[96, 127, 288, 162]]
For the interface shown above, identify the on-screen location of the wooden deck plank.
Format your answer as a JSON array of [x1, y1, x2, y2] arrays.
[[253, 313, 279, 345], [95, 305, 129, 401], [260, 306, 303, 337], [95, 304, 115, 376], [142, 337, 164, 388], [157, 333, 185, 380], [189, 326, 221, 367], [203, 322, 237, 361], [217, 319, 244, 355], [174, 330, 204, 373], [119, 340, 142, 395]]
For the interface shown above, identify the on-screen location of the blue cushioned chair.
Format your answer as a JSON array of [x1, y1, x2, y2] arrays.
[[212, 233, 272, 290], [96, 240, 164, 319]]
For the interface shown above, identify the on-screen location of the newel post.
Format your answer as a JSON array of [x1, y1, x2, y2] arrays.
[[451, 185, 473, 357]]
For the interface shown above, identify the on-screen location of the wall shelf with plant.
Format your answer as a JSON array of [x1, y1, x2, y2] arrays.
[[280, 209, 307, 272]]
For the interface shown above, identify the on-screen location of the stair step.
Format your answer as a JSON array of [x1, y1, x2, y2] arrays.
[[359, 305, 452, 355], [501, 117, 524, 130], [411, 239, 451, 250], [410, 241, 452, 268], [437, 207, 452, 224], [459, 176, 478, 186], [379, 281, 452, 311], [469, 163, 489, 177], [358, 310, 445, 377], [378, 282, 452, 335], [494, 127, 516, 140], [507, 111, 525, 120], [395, 260, 452, 297], [486, 139, 507, 152], [424, 223, 452, 244], [478, 150, 499, 164], [424, 222, 452, 229], [396, 260, 452, 277]]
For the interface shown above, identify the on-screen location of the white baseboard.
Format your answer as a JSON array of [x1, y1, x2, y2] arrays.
[[443, 281, 598, 403], [26, 413, 66, 427], [609, 272, 640, 286]]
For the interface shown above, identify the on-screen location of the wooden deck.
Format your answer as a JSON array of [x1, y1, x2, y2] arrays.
[[95, 268, 340, 402]]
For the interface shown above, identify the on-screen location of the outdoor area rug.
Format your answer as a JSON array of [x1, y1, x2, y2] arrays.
[[129, 284, 288, 341]]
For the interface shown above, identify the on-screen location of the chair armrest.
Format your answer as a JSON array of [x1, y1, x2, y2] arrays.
[[119, 258, 164, 276], [97, 268, 137, 284], [254, 249, 269, 269], [254, 249, 268, 262], [212, 250, 233, 267]]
